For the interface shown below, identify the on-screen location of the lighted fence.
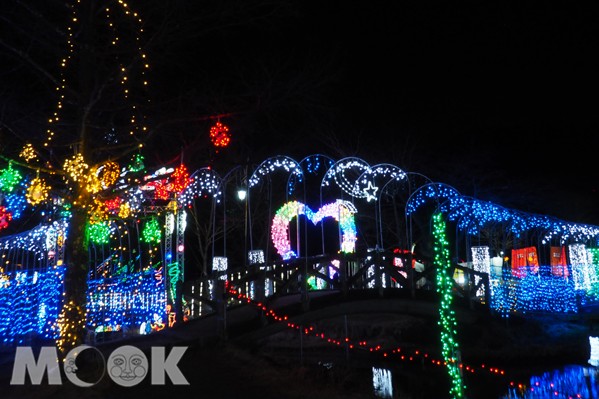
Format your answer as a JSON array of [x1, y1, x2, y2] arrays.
[[0, 267, 64, 344], [487, 265, 597, 316], [0, 266, 168, 344], [86, 270, 167, 336]]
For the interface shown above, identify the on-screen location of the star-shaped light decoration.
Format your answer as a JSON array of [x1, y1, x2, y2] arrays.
[[363, 181, 379, 202]]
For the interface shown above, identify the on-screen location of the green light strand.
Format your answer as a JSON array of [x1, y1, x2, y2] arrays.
[[432, 212, 465, 399]]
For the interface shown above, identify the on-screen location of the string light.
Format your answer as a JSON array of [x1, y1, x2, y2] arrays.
[[212, 257, 228, 281], [471, 246, 490, 297], [170, 164, 191, 194], [321, 157, 371, 198], [224, 282, 510, 384], [0, 268, 64, 344], [178, 167, 221, 206], [356, 163, 407, 202], [569, 244, 595, 291], [44, 0, 78, 148], [589, 336, 599, 367], [248, 250, 265, 265], [86, 270, 166, 333], [432, 212, 466, 399], [249, 156, 302, 188], [56, 300, 86, 354], [287, 154, 335, 195]]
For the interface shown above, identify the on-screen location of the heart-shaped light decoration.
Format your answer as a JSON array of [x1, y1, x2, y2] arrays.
[[271, 199, 357, 260]]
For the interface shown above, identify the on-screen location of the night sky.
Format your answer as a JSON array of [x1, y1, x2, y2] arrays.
[[145, 1, 599, 224], [1, 1, 598, 225]]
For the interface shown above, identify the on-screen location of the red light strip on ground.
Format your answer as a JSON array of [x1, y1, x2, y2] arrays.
[[225, 283, 590, 398], [225, 283, 506, 378]]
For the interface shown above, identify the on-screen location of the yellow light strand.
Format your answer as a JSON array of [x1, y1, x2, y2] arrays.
[[56, 300, 86, 355], [45, 0, 80, 148], [113, 0, 150, 138]]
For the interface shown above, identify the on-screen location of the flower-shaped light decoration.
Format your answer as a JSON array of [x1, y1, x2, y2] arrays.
[[170, 164, 191, 194], [118, 203, 131, 219], [99, 161, 120, 188], [104, 197, 122, 214], [0, 206, 13, 230], [142, 217, 162, 243], [87, 221, 111, 244], [209, 121, 231, 148], [88, 198, 108, 223], [0, 163, 23, 193], [19, 144, 37, 163], [86, 167, 102, 194], [26, 177, 50, 205], [128, 153, 145, 173], [63, 153, 89, 182]]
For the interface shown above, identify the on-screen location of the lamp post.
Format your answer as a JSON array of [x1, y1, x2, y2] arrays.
[[212, 164, 250, 278]]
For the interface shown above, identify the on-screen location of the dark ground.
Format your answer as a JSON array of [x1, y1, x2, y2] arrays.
[[0, 295, 596, 399]]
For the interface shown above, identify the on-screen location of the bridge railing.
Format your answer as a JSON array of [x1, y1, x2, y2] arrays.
[[182, 250, 490, 320]]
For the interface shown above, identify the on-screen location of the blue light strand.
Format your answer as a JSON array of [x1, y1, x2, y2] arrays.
[[3, 193, 27, 219], [0, 267, 64, 343], [287, 154, 335, 195], [502, 365, 598, 399], [0, 220, 68, 270], [406, 183, 462, 215], [490, 266, 578, 315]]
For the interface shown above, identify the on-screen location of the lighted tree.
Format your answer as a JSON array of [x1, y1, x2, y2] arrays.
[[0, 0, 343, 353], [0, 0, 157, 353]]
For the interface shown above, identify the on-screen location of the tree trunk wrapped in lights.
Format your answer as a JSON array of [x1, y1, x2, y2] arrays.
[[432, 211, 465, 399]]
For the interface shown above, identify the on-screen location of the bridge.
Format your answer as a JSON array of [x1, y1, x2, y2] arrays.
[[0, 154, 598, 347]]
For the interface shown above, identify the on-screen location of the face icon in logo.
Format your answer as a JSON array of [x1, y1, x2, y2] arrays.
[[63, 345, 106, 387], [64, 358, 77, 374], [107, 345, 148, 387]]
